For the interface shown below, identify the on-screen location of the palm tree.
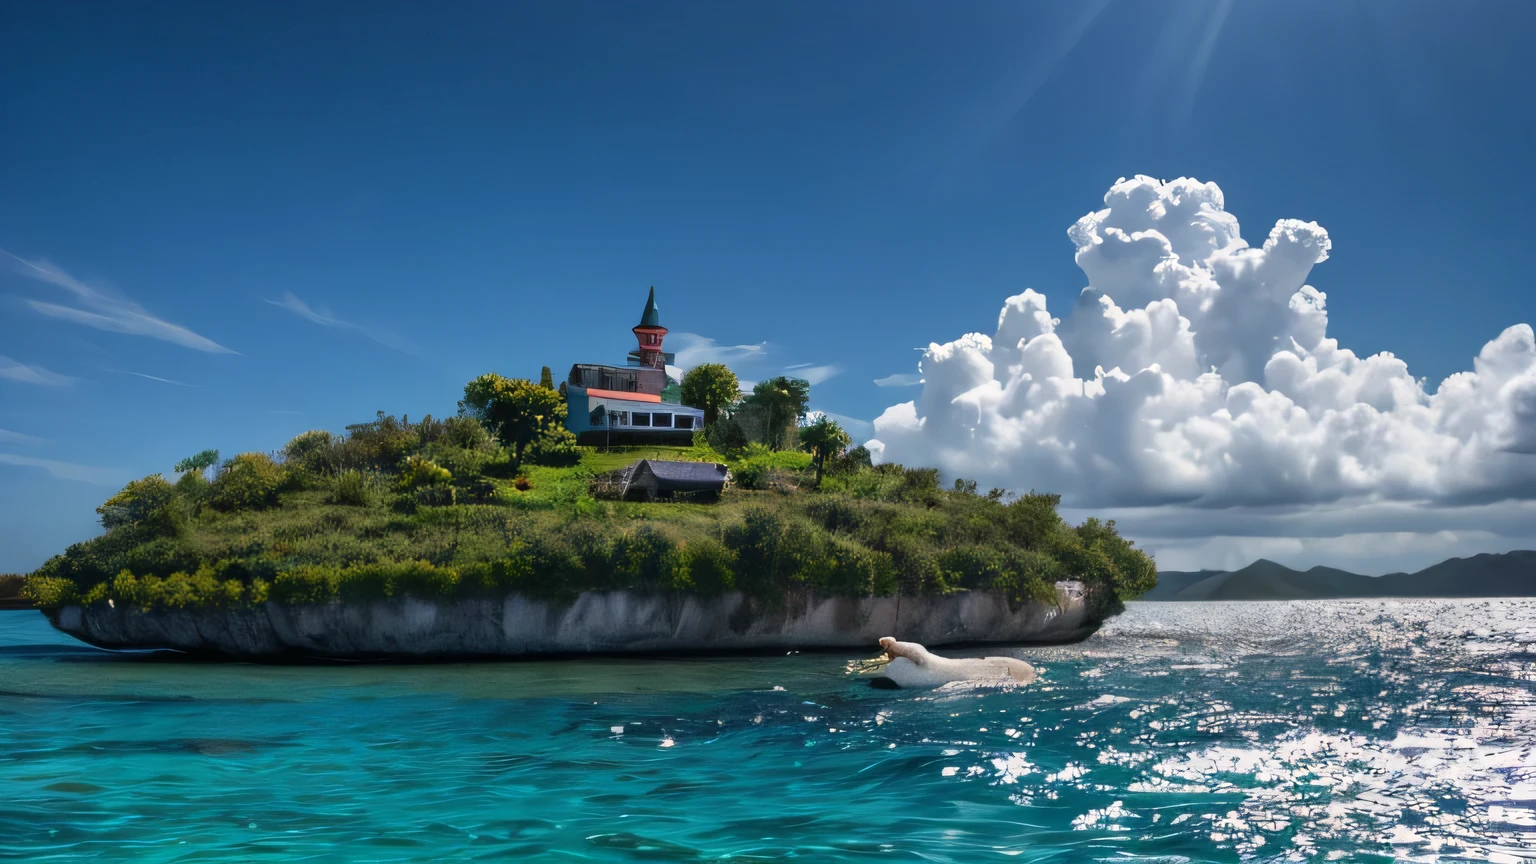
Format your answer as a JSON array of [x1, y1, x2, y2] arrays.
[[799, 415, 851, 488]]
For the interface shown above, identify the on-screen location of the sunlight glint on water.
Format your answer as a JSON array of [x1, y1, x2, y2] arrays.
[[2, 600, 1533, 862]]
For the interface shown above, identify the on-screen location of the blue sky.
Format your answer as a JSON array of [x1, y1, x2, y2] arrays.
[[3, 0, 1535, 574]]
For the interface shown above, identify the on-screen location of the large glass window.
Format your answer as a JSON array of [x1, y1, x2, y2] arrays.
[[632, 413, 651, 427], [674, 415, 693, 429], [652, 413, 672, 428]]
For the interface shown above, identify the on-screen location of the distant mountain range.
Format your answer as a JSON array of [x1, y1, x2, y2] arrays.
[[1143, 551, 1536, 601]]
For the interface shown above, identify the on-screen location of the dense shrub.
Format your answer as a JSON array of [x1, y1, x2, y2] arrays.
[[105, 566, 268, 610], [705, 417, 749, 454], [21, 576, 79, 609], [679, 538, 736, 596], [723, 508, 797, 600], [936, 545, 1009, 592], [1006, 492, 1068, 549], [422, 443, 492, 479], [415, 415, 497, 452], [732, 460, 770, 490], [208, 453, 287, 511], [270, 561, 461, 603], [398, 455, 452, 490], [610, 526, 679, 589], [458, 541, 537, 593], [893, 467, 942, 503], [524, 425, 582, 467], [832, 444, 873, 474], [21, 564, 270, 612], [881, 533, 943, 595], [283, 431, 338, 474], [458, 375, 568, 460], [789, 532, 896, 596], [329, 470, 376, 507], [174, 469, 211, 501], [730, 444, 812, 491], [339, 412, 420, 471], [270, 565, 339, 604], [96, 474, 185, 537], [992, 549, 1062, 609]]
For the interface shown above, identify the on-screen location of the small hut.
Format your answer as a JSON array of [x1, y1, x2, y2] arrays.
[[622, 460, 730, 502]]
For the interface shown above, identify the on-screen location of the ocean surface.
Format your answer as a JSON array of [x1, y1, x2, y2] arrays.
[[2, 601, 1533, 863]]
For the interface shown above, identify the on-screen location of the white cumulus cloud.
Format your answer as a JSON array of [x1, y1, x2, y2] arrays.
[[870, 176, 1536, 544]]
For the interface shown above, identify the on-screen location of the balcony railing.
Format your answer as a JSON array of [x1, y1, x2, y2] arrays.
[[568, 364, 640, 392]]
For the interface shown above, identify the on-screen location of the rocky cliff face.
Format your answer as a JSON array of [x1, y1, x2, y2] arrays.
[[47, 582, 1096, 658]]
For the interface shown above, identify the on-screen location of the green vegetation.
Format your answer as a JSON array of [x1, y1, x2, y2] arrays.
[[173, 448, 220, 476], [21, 370, 1156, 617], [458, 374, 577, 462], [800, 415, 852, 487], [0, 574, 25, 610], [679, 363, 741, 427]]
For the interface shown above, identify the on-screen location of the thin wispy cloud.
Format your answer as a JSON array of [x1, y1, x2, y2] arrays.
[[670, 334, 844, 393], [0, 355, 73, 387], [784, 362, 843, 386], [807, 409, 873, 439], [669, 333, 768, 370], [266, 291, 421, 355], [873, 372, 922, 387], [104, 368, 198, 387], [0, 452, 120, 485], [3, 251, 235, 354], [0, 428, 41, 445]]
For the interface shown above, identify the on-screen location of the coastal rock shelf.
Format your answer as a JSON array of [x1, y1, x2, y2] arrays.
[[46, 581, 1093, 658]]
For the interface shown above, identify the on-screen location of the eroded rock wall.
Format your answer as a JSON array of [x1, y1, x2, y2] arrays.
[[49, 582, 1094, 658]]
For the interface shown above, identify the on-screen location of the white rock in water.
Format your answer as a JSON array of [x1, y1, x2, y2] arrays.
[[878, 636, 1036, 688]]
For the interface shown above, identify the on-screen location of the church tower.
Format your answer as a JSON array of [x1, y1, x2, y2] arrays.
[[631, 286, 668, 369]]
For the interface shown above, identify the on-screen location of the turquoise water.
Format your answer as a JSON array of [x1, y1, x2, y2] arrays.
[[3, 601, 1534, 863]]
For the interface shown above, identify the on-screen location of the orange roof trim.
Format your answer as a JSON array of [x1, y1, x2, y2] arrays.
[[586, 388, 662, 403]]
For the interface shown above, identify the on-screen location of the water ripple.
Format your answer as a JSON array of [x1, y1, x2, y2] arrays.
[[2, 600, 1535, 861]]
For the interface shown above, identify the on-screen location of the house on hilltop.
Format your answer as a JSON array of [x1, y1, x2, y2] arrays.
[[563, 287, 705, 446]]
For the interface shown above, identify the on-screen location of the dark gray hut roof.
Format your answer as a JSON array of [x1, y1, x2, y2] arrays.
[[634, 460, 728, 492]]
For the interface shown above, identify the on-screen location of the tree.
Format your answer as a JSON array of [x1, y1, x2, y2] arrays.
[[458, 374, 568, 461], [97, 475, 179, 532], [740, 376, 810, 449], [679, 363, 741, 427], [539, 366, 554, 389], [174, 449, 220, 476], [799, 415, 851, 487]]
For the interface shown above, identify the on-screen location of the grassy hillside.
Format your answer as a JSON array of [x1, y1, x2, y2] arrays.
[[21, 411, 1156, 617]]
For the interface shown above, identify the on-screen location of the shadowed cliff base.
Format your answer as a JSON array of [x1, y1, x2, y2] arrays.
[[46, 583, 1095, 661]]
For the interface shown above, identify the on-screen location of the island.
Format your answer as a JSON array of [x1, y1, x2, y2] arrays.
[[20, 288, 1155, 658]]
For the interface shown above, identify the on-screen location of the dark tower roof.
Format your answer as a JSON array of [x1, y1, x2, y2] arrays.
[[637, 286, 662, 329]]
